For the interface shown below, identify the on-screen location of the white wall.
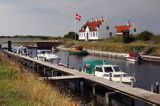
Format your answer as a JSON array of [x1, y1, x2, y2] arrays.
[[98, 18, 116, 39]]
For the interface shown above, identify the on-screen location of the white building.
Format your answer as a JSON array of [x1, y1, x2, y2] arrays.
[[115, 22, 138, 35], [78, 17, 115, 41]]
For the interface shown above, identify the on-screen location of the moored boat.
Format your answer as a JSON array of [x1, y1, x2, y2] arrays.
[[124, 51, 141, 62], [82, 60, 135, 83], [37, 49, 60, 64], [68, 45, 89, 56]]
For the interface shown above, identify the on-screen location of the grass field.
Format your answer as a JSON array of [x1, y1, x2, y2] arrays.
[[62, 36, 160, 56], [0, 52, 78, 106]]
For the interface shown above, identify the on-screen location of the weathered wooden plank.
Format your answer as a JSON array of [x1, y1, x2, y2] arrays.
[[4, 50, 160, 105], [39, 76, 82, 80]]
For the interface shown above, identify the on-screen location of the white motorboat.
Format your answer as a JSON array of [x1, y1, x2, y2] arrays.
[[37, 50, 60, 63], [124, 51, 140, 62], [83, 60, 135, 83], [94, 64, 135, 83]]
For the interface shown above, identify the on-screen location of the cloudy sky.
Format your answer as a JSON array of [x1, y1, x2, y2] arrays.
[[0, 0, 160, 36]]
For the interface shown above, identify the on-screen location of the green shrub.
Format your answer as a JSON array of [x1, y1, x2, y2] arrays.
[[122, 35, 135, 43], [63, 32, 79, 40], [137, 31, 154, 41]]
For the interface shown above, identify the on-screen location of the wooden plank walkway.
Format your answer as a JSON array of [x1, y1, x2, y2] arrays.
[[39, 76, 82, 80], [4, 51, 160, 105]]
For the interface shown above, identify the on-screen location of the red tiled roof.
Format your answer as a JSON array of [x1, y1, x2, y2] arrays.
[[79, 20, 103, 32], [115, 25, 132, 33]]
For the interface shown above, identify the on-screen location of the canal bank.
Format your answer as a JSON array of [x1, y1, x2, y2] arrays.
[[3, 50, 160, 106], [0, 51, 79, 106], [57, 46, 160, 63]]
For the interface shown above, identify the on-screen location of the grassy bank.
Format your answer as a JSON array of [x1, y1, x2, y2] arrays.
[[0, 52, 78, 106], [62, 36, 160, 56]]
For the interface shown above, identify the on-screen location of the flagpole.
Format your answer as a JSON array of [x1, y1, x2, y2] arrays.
[[74, 17, 77, 42]]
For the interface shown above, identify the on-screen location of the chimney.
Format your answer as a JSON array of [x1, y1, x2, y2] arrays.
[[101, 16, 104, 22], [127, 20, 131, 26], [91, 18, 94, 22]]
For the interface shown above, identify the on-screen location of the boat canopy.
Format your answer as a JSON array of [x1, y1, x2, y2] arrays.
[[129, 51, 139, 57], [83, 60, 108, 74]]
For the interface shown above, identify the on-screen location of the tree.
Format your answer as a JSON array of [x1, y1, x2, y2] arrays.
[[137, 31, 154, 41], [63, 32, 79, 40]]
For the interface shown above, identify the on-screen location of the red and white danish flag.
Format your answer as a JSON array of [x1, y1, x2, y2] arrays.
[[75, 13, 81, 21]]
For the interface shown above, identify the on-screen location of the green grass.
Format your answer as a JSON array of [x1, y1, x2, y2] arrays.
[[0, 61, 31, 106], [0, 53, 78, 106], [62, 36, 160, 55]]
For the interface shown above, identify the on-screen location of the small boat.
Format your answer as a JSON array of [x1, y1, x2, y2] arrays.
[[68, 45, 89, 56], [16, 46, 28, 55], [37, 50, 60, 63], [124, 51, 141, 62], [82, 60, 135, 83]]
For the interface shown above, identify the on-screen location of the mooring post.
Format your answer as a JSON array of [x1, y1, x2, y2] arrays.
[[43, 67, 46, 77], [105, 93, 111, 106], [130, 78, 135, 87], [51, 70, 54, 77], [120, 73, 122, 83], [156, 82, 159, 94], [151, 84, 154, 93], [67, 54, 70, 68], [36, 65, 39, 73], [8, 41, 12, 52], [80, 81, 84, 94], [92, 84, 96, 97], [78, 66, 82, 72]]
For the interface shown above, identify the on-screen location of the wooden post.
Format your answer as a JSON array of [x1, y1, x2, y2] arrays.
[[43, 67, 46, 76], [67, 54, 69, 68], [105, 93, 111, 106], [151, 84, 154, 93], [36, 65, 39, 74], [92, 84, 96, 97], [80, 81, 84, 94], [51, 70, 54, 77], [130, 78, 135, 87], [78, 66, 82, 72], [156, 82, 159, 94]]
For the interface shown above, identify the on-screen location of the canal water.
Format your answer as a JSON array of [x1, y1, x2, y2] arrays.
[[5, 46, 160, 105], [55, 51, 160, 91]]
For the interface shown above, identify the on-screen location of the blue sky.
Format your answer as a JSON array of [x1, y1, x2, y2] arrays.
[[0, 0, 160, 36]]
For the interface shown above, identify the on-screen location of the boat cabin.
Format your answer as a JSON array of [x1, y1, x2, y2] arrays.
[[83, 60, 135, 83]]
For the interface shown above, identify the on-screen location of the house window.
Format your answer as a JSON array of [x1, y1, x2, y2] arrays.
[[134, 28, 136, 32], [106, 26, 109, 30], [93, 32, 95, 37]]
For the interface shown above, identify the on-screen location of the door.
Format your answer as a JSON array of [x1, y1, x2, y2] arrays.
[[85, 33, 89, 41]]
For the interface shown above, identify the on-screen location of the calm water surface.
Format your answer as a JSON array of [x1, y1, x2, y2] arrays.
[[56, 51, 160, 91]]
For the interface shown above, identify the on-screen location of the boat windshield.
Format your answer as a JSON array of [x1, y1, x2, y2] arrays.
[[104, 67, 113, 73], [45, 51, 52, 54], [113, 66, 120, 72], [38, 50, 52, 54]]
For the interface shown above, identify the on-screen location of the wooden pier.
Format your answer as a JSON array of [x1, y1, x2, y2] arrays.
[[3, 50, 160, 106]]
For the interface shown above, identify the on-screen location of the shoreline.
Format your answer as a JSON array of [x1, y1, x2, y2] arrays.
[[57, 46, 160, 63]]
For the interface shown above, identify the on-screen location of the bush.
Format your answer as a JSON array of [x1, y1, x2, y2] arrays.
[[63, 32, 79, 40], [137, 31, 154, 41], [122, 35, 135, 43]]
